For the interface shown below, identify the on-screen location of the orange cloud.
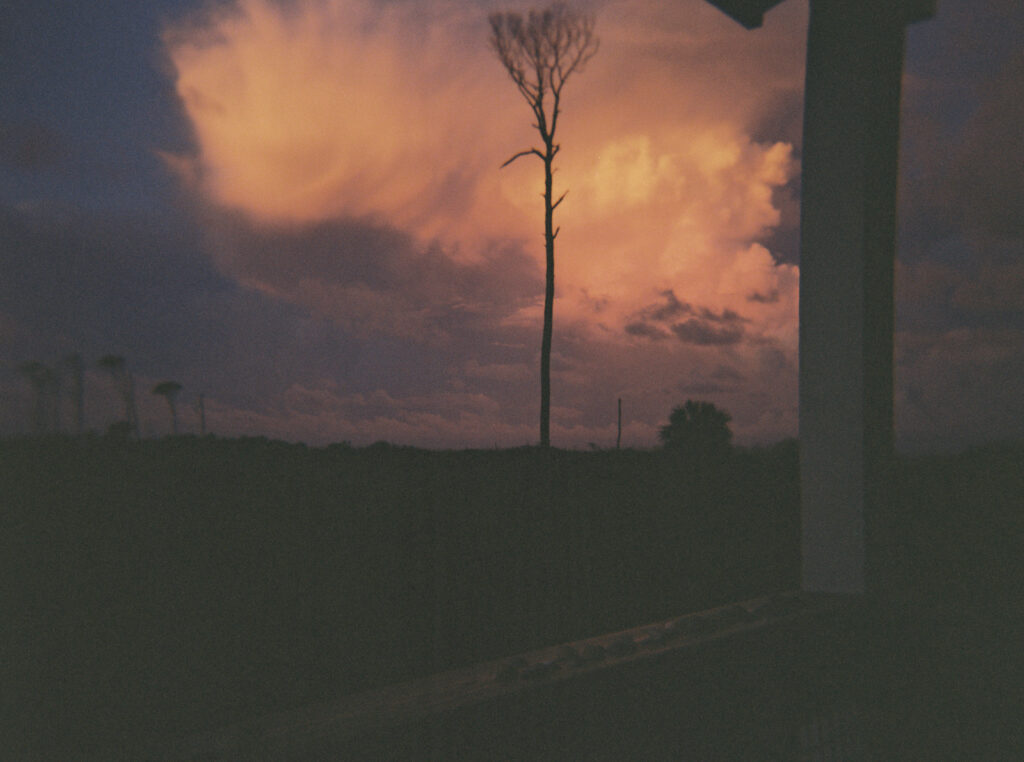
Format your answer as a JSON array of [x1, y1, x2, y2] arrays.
[[163, 0, 808, 444], [165, 0, 521, 241]]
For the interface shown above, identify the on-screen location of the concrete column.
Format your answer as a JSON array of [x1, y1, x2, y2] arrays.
[[798, 0, 910, 594]]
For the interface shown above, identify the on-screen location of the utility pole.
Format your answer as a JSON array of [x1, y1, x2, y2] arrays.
[[616, 398, 622, 450]]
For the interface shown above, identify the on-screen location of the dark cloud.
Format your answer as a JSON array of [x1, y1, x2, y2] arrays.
[[0, 121, 65, 171], [0, 202, 387, 408], [950, 258, 1024, 318], [670, 319, 745, 346], [678, 364, 746, 396], [747, 289, 780, 304], [633, 290, 749, 327], [901, 9, 1024, 255], [711, 364, 745, 382], [898, 239, 1024, 335], [886, 3, 1024, 450], [627, 290, 748, 346], [202, 211, 544, 345], [679, 382, 732, 396], [649, 290, 693, 321], [941, 51, 1024, 240], [0, 203, 220, 354], [757, 344, 794, 375], [624, 322, 670, 340], [698, 306, 746, 324], [578, 288, 611, 314], [896, 325, 1024, 451]]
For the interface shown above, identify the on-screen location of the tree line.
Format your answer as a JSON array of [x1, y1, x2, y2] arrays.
[[17, 353, 202, 438], [17, 351, 730, 454]]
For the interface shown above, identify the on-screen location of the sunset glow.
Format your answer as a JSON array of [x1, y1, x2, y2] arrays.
[[3, 0, 1019, 449], [161, 0, 806, 444]]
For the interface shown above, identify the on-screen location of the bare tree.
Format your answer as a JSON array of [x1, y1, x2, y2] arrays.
[[99, 354, 139, 438], [152, 381, 183, 435], [489, 3, 598, 447]]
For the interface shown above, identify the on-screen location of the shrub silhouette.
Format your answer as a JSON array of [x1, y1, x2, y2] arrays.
[[659, 400, 733, 462]]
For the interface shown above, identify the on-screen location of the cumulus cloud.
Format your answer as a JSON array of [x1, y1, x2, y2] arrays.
[[4, 0, 1020, 450], [163, 0, 519, 243], [161, 0, 807, 445]]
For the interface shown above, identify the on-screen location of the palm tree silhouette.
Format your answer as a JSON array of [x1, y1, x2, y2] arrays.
[[99, 354, 139, 438], [152, 381, 183, 435]]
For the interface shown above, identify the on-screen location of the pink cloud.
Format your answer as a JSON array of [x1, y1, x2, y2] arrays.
[[162, 0, 806, 445]]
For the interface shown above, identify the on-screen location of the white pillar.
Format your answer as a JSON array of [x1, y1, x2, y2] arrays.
[[798, 0, 913, 594]]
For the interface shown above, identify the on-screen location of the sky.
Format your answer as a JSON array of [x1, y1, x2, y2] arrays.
[[1, 0, 1021, 450]]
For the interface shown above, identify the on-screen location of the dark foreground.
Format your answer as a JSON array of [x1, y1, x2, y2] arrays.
[[2, 436, 1021, 758]]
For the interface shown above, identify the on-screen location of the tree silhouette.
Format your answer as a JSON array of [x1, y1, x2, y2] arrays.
[[489, 2, 598, 447], [99, 354, 139, 438], [61, 353, 84, 435], [195, 393, 206, 436], [659, 400, 733, 462], [18, 361, 56, 434], [152, 381, 183, 435]]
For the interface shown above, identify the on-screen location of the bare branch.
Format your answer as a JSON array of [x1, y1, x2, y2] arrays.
[[549, 89, 562, 136], [501, 148, 545, 168], [489, 3, 598, 129], [552, 190, 568, 210]]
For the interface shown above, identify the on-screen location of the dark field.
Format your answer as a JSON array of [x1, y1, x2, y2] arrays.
[[2, 436, 1021, 758]]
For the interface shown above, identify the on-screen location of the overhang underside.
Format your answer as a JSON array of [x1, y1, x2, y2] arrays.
[[702, 0, 787, 28], [704, 0, 936, 29]]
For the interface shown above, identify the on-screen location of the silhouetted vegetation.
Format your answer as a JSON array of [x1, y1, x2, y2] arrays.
[[4, 435, 795, 757], [62, 353, 85, 435], [16, 354, 86, 436], [98, 353, 139, 438], [660, 399, 733, 464], [194, 392, 206, 436], [490, 2, 598, 447], [18, 360, 57, 434], [152, 380, 183, 435], [3, 435, 1020, 758]]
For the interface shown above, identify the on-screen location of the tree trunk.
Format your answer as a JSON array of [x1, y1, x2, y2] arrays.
[[540, 150, 555, 447]]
